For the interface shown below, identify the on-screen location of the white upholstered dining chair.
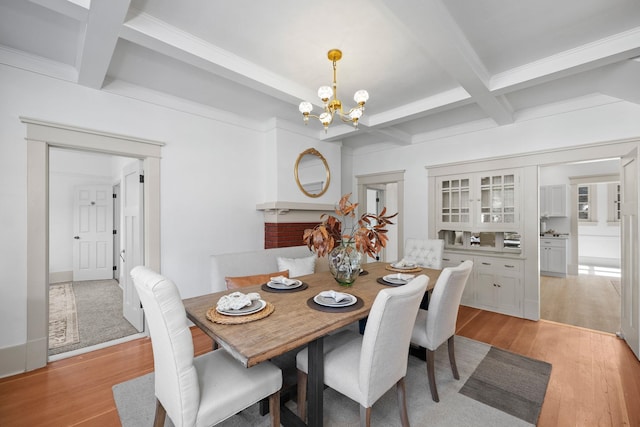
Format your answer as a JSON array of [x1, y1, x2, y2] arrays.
[[410, 260, 473, 402], [404, 238, 445, 269], [296, 275, 429, 427], [131, 266, 282, 427]]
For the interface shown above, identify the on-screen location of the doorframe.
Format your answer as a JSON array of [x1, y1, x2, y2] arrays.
[[23, 117, 163, 371], [356, 170, 405, 262]]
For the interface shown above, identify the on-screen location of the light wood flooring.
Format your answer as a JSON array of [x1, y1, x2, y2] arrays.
[[541, 273, 621, 334], [1, 306, 639, 426]]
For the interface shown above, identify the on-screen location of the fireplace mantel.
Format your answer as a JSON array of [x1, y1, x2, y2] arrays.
[[257, 201, 335, 248], [256, 201, 334, 222]]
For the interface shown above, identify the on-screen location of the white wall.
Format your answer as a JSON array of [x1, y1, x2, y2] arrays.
[[345, 101, 640, 241], [0, 64, 330, 354]]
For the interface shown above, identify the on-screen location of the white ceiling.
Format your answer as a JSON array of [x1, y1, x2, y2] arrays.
[[2, 0, 639, 149]]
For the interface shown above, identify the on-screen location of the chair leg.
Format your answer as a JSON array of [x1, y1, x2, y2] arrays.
[[153, 399, 166, 427], [359, 405, 372, 427], [426, 349, 439, 402], [268, 390, 280, 427], [447, 336, 460, 380], [396, 377, 410, 427], [297, 369, 308, 421]]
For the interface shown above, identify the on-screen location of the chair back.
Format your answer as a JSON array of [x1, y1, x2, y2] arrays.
[[404, 238, 444, 269], [359, 275, 429, 406], [425, 260, 473, 348], [131, 266, 200, 427]]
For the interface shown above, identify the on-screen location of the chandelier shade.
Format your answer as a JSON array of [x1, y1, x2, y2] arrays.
[[299, 49, 368, 132]]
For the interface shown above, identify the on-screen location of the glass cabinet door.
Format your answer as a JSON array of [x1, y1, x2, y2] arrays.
[[479, 172, 516, 225], [439, 176, 471, 226]]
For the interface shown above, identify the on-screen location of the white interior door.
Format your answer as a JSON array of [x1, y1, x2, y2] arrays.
[[122, 160, 144, 332], [620, 147, 640, 359], [72, 185, 113, 281]]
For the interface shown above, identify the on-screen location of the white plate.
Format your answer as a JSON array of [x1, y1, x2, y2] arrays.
[[313, 293, 357, 308], [391, 262, 417, 270], [267, 279, 303, 290], [216, 299, 266, 316], [383, 274, 409, 285]]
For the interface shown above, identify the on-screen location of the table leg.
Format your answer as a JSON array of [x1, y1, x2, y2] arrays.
[[307, 337, 324, 427]]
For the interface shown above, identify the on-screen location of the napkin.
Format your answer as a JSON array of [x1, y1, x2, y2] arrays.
[[390, 273, 415, 281], [217, 291, 261, 311], [270, 275, 298, 286], [394, 258, 415, 267], [319, 290, 350, 302]]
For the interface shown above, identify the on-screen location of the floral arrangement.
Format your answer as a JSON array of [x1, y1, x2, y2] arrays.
[[303, 193, 397, 258]]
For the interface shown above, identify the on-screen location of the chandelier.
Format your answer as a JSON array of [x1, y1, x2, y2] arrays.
[[298, 49, 369, 132]]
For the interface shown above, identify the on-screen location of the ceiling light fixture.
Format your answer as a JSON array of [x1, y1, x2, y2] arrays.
[[299, 49, 369, 133]]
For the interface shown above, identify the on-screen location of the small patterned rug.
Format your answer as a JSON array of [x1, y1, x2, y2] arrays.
[[48, 283, 80, 349]]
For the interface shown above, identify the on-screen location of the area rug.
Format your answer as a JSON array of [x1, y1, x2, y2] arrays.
[[49, 280, 139, 355], [48, 283, 79, 349], [113, 336, 551, 426], [459, 346, 551, 424]]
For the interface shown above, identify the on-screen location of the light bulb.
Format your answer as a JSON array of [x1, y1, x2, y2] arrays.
[[299, 101, 313, 114], [354, 90, 369, 105], [317, 86, 332, 102]]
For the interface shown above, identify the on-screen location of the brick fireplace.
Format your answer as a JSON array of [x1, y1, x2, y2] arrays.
[[256, 201, 335, 249]]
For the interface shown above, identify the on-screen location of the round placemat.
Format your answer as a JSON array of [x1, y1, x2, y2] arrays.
[[306, 296, 364, 313], [206, 301, 275, 324], [376, 277, 406, 287], [260, 282, 309, 293], [385, 265, 423, 273]]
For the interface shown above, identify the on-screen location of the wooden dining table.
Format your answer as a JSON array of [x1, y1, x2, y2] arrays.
[[183, 261, 441, 427]]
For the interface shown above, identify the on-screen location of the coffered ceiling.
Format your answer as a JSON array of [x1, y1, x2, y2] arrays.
[[1, 0, 639, 149]]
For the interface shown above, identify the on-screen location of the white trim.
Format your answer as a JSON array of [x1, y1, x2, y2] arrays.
[[19, 117, 163, 375]]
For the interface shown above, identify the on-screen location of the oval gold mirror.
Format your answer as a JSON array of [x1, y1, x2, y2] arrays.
[[294, 148, 331, 198]]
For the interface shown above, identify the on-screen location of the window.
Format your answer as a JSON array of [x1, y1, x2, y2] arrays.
[[577, 184, 597, 223], [608, 182, 621, 224]]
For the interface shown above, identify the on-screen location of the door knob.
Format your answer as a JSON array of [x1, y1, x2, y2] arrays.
[[74, 236, 80, 239]]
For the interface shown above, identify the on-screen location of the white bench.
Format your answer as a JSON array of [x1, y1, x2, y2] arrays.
[[210, 245, 328, 292]]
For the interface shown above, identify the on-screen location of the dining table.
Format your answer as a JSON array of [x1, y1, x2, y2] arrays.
[[182, 261, 441, 427]]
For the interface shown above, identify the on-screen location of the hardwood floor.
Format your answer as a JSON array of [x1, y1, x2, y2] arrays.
[[540, 273, 621, 334], [1, 307, 639, 426]]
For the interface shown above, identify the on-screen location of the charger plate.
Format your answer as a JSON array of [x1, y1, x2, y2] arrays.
[[206, 301, 275, 324], [385, 265, 423, 273]]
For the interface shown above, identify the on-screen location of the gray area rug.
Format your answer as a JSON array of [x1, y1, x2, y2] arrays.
[[113, 336, 551, 426], [459, 346, 551, 424], [49, 280, 138, 355], [48, 283, 79, 348]]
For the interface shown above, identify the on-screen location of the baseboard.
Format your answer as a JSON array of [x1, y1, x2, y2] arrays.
[[579, 257, 620, 268], [49, 271, 72, 284], [0, 343, 27, 379]]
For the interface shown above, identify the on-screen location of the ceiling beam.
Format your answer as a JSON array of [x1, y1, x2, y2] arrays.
[[121, 9, 317, 107], [492, 27, 640, 94], [76, 0, 130, 88], [28, 0, 89, 22], [599, 58, 640, 105], [374, 0, 514, 126]]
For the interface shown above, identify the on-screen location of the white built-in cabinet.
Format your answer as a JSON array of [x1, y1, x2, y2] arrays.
[[441, 251, 523, 317], [540, 184, 567, 217], [540, 237, 567, 276], [437, 169, 520, 231]]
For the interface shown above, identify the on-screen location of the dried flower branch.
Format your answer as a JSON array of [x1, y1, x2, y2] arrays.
[[303, 193, 398, 258]]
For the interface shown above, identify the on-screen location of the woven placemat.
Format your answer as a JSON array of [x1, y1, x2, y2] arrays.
[[385, 265, 423, 273], [206, 301, 275, 324], [306, 296, 364, 313], [260, 282, 309, 293]]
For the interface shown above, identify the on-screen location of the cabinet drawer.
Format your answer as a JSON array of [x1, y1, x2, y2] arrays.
[[475, 257, 522, 272], [540, 238, 566, 248]]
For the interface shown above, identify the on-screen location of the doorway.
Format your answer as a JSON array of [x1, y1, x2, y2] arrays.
[[24, 117, 163, 371], [48, 148, 144, 358], [539, 159, 621, 333], [357, 170, 404, 263]]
